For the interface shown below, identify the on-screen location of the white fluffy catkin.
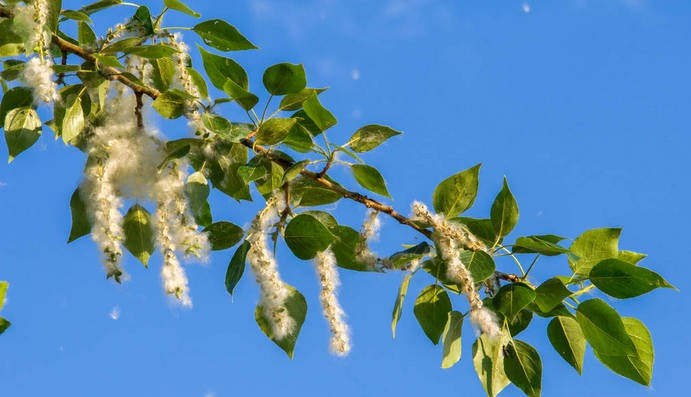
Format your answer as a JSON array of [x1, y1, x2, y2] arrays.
[[82, 161, 126, 281], [246, 196, 295, 339], [83, 93, 208, 304], [314, 248, 351, 356], [355, 210, 390, 270], [154, 193, 192, 307], [412, 201, 500, 337], [14, 0, 58, 103]]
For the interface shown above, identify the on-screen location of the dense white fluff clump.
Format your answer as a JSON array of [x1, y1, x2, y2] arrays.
[[81, 93, 208, 304], [246, 196, 295, 339], [14, 1, 58, 103], [314, 248, 351, 356], [21, 57, 58, 103], [411, 201, 500, 338]]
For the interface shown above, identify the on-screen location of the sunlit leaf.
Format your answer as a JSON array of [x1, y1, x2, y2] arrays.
[[263, 63, 306, 95], [432, 164, 481, 218], [441, 311, 463, 369], [392, 274, 412, 339], [348, 124, 402, 153], [589, 258, 674, 298], [122, 204, 155, 266], [226, 240, 250, 296], [414, 284, 451, 345], [547, 316, 585, 374], [194, 19, 257, 51]]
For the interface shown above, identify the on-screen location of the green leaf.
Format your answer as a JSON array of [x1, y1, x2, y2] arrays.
[[490, 177, 519, 238], [92, 54, 124, 68], [473, 331, 511, 397], [279, 88, 327, 111], [194, 19, 257, 51], [347, 124, 402, 153], [512, 235, 568, 256], [547, 316, 585, 374], [62, 96, 85, 144], [1, 60, 25, 82], [392, 274, 412, 338], [283, 125, 314, 153], [290, 176, 342, 207], [152, 90, 189, 119], [533, 278, 572, 313], [203, 221, 244, 251], [238, 164, 268, 183], [569, 228, 621, 276], [149, 58, 176, 91], [503, 340, 542, 397], [257, 118, 297, 145], [68, 187, 91, 243], [351, 164, 391, 198], [124, 44, 177, 59], [222, 79, 258, 111], [493, 283, 536, 321], [0, 281, 7, 311], [0, 317, 10, 335], [330, 225, 373, 272], [185, 171, 212, 227], [198, 46, 248, 90], [618, 250, 647, 265], [164, 0, 200, 17], [79, 0, 122, 15], [61, 10, 92, 23], [459, 249, 495, 282], [283, 160, 310, 183], [593, 317, 654, 386], [263, 63, 307, 95], [432, 164, 481, 218], [78, 21, 98, 47], [414, 285, 452, 345], [284, 213, 336, 260], [130, 5, 154, 35], [302, 94, 337, 131], [528, 302, 573, 319], [226, 240, 250, 296], [46, 0, 62, 31], [389, 242, 432, 269], [589, 258, 674, 299], [101, 37, 146, 54], [508, 309, 533, 336], [4, 107, 41, 163], [187, 67, 209, 99], [122, 204, 155, 266], [576, 298, 635, 356], [255, 285, 307, 359], [458, 217, 498, 247], [291, 109, 322, 136], [441, 311, 464, 369], [0, 87, 33, 129]]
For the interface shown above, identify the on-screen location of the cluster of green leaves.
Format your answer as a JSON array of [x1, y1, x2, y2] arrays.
[[0, 1, 675, 396], [388, 164, 674, 396]]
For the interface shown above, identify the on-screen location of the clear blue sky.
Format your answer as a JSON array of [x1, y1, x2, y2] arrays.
[[0, 1, 688, 396]]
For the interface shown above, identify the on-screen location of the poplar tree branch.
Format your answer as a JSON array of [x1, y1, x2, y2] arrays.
[[0, 5, 520, 282]]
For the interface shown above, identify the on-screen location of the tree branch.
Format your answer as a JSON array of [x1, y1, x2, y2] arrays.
[[0, 6, 520, 280]]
